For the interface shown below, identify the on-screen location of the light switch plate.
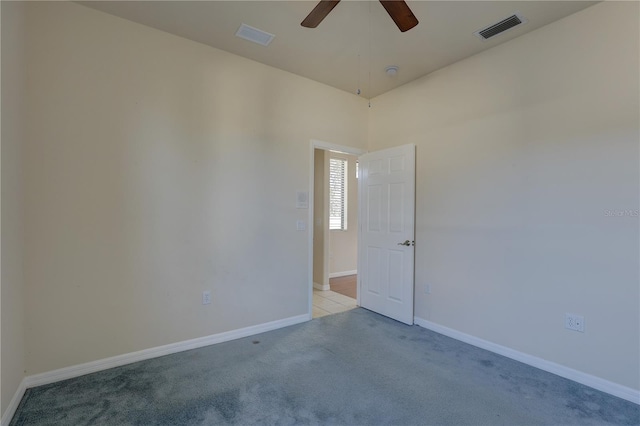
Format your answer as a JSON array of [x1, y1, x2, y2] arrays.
[[296, 191, 309, 209]]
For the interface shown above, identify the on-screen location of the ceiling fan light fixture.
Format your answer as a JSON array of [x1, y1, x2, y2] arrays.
[[301, 0, 418, 32], [385, 66, 399, 77]]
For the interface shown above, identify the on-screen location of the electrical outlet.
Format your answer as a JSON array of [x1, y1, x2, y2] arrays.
[[565, 313, 584, 332], [202, 291, 211, 305]]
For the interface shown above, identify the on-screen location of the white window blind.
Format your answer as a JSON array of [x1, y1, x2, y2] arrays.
[[329, 158, 347, 230]]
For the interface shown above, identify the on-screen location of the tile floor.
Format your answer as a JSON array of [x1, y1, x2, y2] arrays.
[[312, 289, 357, 318]]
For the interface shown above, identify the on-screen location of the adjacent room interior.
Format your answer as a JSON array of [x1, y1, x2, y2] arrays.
[[2, 0, 639, 423], [312, 148, 359, 318]]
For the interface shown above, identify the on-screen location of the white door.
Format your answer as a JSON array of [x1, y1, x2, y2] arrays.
[[358, 144, 415, 325]]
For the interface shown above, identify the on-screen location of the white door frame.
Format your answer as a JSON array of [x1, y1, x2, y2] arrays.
[[308, 140, 366, 319]]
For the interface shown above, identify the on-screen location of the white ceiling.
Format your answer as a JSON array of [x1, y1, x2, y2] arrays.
[[78, 1, 597, 98]]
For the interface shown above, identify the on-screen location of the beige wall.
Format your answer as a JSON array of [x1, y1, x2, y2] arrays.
[[1, 1, 27, 416], [21, 1, 367, 375], [329, 153, 358, 276], [369, 2, 639, 390]]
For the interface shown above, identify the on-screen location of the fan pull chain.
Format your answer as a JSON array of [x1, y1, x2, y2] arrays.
[[357, 54, 361, 96], [368, 0, 372, 108]]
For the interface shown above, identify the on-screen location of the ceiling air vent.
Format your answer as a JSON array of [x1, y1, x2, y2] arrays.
[[235, 23, 275, 47], [474, 13, 527, 41]]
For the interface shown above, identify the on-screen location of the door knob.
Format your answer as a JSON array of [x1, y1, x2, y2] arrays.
[[397, 240, 413, 246]]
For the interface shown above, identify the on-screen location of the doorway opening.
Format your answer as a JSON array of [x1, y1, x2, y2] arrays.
[[308, 140, 365, 319]]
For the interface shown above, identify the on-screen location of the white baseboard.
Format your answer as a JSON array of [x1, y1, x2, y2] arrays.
[[329, 270, 357, 279], [414, 316, 640, 405], [313, 282, 330, 291], [20, 314, 308, 392], [1, 378, 27, 426]]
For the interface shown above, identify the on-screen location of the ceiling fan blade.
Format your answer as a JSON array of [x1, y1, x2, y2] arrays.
[[301, 0, 341, 28], [379, 0, 419, 32]]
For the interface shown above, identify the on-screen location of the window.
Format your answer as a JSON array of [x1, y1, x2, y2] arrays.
[[329, 158, 347, 230]]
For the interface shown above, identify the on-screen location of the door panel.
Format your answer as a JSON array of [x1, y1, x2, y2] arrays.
[[358, 144, 415, 325], [366, 247, 382, 294], [367, 185, 382, 231]]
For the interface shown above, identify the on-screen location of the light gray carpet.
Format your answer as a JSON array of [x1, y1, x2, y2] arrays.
[[10, 308, 640, 425]]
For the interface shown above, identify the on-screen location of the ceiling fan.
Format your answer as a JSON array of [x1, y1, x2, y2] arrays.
[[301, 0, 419, 33]]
